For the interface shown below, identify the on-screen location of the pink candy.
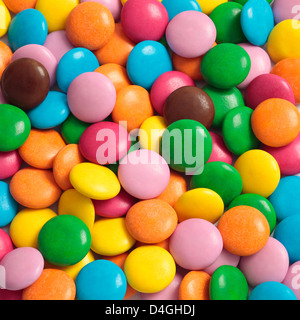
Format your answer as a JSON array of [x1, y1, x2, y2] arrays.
[[0, 229, 14, 261], [283, 261, 300, 300], [81, 0, 122, 21], [207, 132, 233, 165], [0, 150, 22, 180]]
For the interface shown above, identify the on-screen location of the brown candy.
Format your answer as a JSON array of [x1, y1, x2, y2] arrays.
[[1, 58, 50, 111], [163, 86, 215, 129]]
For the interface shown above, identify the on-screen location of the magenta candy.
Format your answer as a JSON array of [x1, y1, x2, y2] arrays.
[[93, 188, 137, 218], [150, 71, 195, 115], [79, 121, 131, 165], [81, 0, 122, 21], [283, 261, 300, 300], [0, 247, 44, 291], [118, 149, 170, 200], [121, 0, 169, 43], [0, 229, 14, 262], [0, 88, 7, 104], [0, 150, 22, 180], [273, 0, 300, 24], [245, 73, 296, 109], [67, 72, 116, 123], [0, 289, 22, 300], [239, 237, 289, 288], [166, 11, 216, 58], [169, 218, 223, 270], [207, 132, 233, 165]]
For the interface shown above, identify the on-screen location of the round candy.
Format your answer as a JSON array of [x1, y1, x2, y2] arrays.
[[239, 237, 289, 287], [195, 0, 228, 15], [8, 9, 48, 52], [0, 247, 44, 291], [179, 271, 210, 301], [3, 0, 37, 13], [217, 206, 270, 256], [1, 58, 50, 111], [67, 72, 116, 123], [10, 208, 56, 249], [124, 246, 176, 293], [249, 282, 297, 301], [174, 188, 224, 223], [38, 215, 91, 266], [201, 43, 251, 89], [0, 229, 13, 261], [273, 0, 300, 24], [0, 41, 12, 80], [234, 150, 281, 198], [126, 40, 172, 90], [0, 150, 22, 180], [222, 106, 260, 156], [118, 149, 170, 200], [207, 132, 233, 165], [57, 48, 99, 93], [70, 162, 121, 200], [190, 161, 242, 206], [210, 265, 248, 300], [61, 114, 90, 144], [76, 260, 127, 300], [244, 74, 296, 109], [169, 218, 223, 270], [0, 0, 11, 38], [81, 0, 122, 21], [165, 11, 216, 58], [161, 0, 201, 21], [283, 261, 300, 300], [163, 86, 215, 129], [234, 0, 272, 4], [121, 0, 169, 43], [172, 52, 203, 81]]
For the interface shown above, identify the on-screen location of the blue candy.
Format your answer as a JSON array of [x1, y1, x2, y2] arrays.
[[8, 9, 48, 52], [127, 40, 173, 91], [0, 181, 18, 227], [56, 48, 99, 93], [75, 260, 127, 300], [241, 0, 274, 46], [248, 282, 297, 300], [162, 0, 201, 21], [27, 91, 70, 129]]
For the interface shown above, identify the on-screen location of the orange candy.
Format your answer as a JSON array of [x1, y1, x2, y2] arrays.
[[271, 58, 300, 104], [0, 41, 12, 80], [3, 0, 37, 13], [95, 63, 131, 93], [217, 206, 270, 256], [125, 199, 178, 244], [172, 53, 203, 81], [251, 98, 300, 147], [66, 2, 115, 51], [135, 238, 170, 251], [179, 271, 211, 300], [18, 129, 66, 169], [53, 144, 85, 191], [10, 168, 62, 209], [22, 269, 76, 300], [112, 85, 154, 132], [94, 23, 135, 67]]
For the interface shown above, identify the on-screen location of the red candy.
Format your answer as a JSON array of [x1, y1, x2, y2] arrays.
[[0, 150, 22, 180]]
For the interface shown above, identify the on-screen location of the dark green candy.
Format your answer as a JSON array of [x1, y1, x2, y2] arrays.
[[61, 114, 90, 144]]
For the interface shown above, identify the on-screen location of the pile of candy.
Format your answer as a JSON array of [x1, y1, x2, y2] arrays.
[[0, 0, 300, 301]]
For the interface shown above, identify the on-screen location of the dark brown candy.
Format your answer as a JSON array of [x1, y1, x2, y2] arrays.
[[1, 58, 50, 111], [163, 86, 215, 129]]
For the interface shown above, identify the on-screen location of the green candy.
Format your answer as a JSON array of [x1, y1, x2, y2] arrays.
[[0, 104, 31, 152], [201, 43, 251, 89], [233, 0, 272, 5], [61, 114, 90, 144], [210, 2, 247, 44], [38, 215, 91, 267], [191, 161, 243, 206], [210, 265, 249, 300], [228, 193, 277, 233], [160, 119, 212, 174], [202, 85, 244, 128], [222, 106, 260, 156]]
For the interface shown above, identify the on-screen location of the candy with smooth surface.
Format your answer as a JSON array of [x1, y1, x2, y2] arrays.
[[0, 41, 12, 81], [81, 0, 122, 21], [0, 229, 13, 261], [179, 271, 210, 300], [249, 282, 297, 300], [172, 53, 203, 81], [283, 262, 300, 300], [61, 114, 90, 144], [3, 0, 38, 13], [0, 0, 11, 38], [204, 249, 240, 275], [273, 0, 300, 24], [0, 150, 22, 180], [162, 0, 201, 21], [196, 0, 227, 14], [207, 132, 232, 165]]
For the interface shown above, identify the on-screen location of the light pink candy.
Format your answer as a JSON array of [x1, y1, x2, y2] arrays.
[[81, 0, 122, 21], [166, 11, 216, 58], [207, 132, 233, 165], [239, 237, 289, 288], [283, 261, 300, 300], [0, 150, 22, 180], [237, 43, 272, 89], [273, 0, 300, 24]]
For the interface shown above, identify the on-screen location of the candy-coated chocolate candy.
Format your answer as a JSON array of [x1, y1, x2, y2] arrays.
[[1, 58, 50, 111], [169, 218, 223, 270], [191, 161, 242, 206], [76, 260, 127, 300], [179, 271, 210, 300], [0, 229, 13, 261], [0, 150, 22, 180], [249, 282, 297, 301], [283, 262, 300, 300], [172, 52, 203, 81], [0, 247, 44, 290], [3, 0, 38, 13], [0, 0, 11, 37], [234, 0, 272, 4], [0, 289, 22, 300], [210, 265, 248, 300], [0, 41, 12, 81], [81, 0, 122, 21], [161, 0, 201, 21], [222, 106, 260, 156], [70, 162, 121, 200], [196, 0, 228, 14], [204, 249, 240, 275], [207, 132, 233, 165], [166, 11, 216, 58], [273, 0, 300, 24], [124, 246, 176, 293], [61, 114, 90, 144], [201, 43, 251, 89], [163, 86, 215, 129], [38, 215, 91, 266]]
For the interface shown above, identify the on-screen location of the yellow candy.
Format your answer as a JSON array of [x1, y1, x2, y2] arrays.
[[70, 162, 121, 200], [0, 0, 11, 38], [234, 150, 281, 198], [124, 246, 176, 293], [196, 0, 228, 15], [91, 218, 135, 256], [139, 116, 167, 153], [267, 19, 300, 63], [9, 208, 57, 248], [58, 189, 95, 231], [174, 188, 224, 223], [35, 0, 79, 33]]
